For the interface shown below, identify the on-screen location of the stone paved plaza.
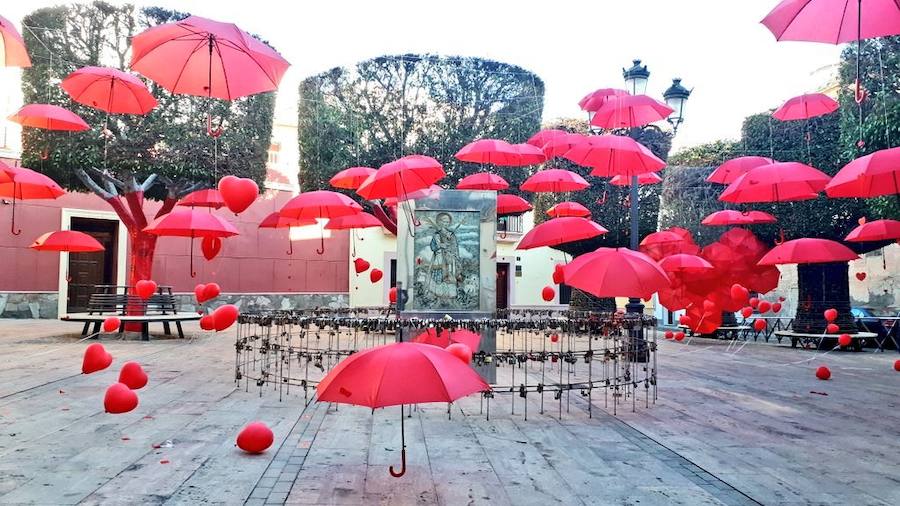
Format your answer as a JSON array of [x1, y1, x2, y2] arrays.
[[0, 319, 897, 505]]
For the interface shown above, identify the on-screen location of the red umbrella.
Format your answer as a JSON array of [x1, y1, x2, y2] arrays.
[[707, 156, 775, 185], [589, 95, 674, 129], [383, 184, 441, 207], [455, 139, 520, 166], [177, 189, 226, 209], [0, 163, 65, 235], [511, 143, 548, 165], [325, 212, 382, 230], [61, 66, 157, 115], [330, 167, 376, 190], [412, 328, 481, 351], [497, 194, 532, 216], [757, 238, 859, 265], [639, 231, 684, 248], [772, 93, 839, 121], [562, 135, 665, 177], [762, 0, 900, 43], [521, 169, 589, 193], [547, 201, 591, 218], [701, 210, 778, 226], [639, 230, 695, 260], [562, 248, 670, 298], [610, 172, 662, 186], [8, 104, 89, 131], [659, 254, 713, 273], [541, 132, 587, 158], [144, 209, 239, 276], [259, 212, 316, 255], [456, 172, 509, 191], [357, 155, 444, 200], [526, 129, 569, 147], [30, 230, 104, 252], [130, 15, 289, 100], [719, 162, 831, 203], [516, 217, 607, 250], [280, 190, 362, 254], [825, 147, 900, 198], [844, 219, 900, 242], [317, 342, 489, 477], [0, 15, 32, 68], [578, 87, 629, 112]]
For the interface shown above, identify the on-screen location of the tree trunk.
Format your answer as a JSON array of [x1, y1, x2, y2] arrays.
[[793, 262, 856, 334], [128, 231, 157, 287]]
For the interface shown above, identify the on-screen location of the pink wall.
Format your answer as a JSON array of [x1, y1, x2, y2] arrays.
[[0, 189, 349, 294]]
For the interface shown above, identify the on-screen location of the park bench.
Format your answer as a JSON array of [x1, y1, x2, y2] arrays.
[[61, 284, 200, 341], [774, 330, 875, 351]]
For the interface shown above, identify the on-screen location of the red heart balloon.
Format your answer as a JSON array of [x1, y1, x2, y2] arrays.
[[740, 307, 753, 319], [82, 343, 113, 374], [730, 284, 749, 305], [552, 264, 565, 285], [815, 366, 831, 380], [104, 383, 139, 414], [201, 236, 222, 261], [772, 302, 782, 313], [757, 301, 771, 314], [102, 317, 121, 333], [824, 308, 838, 322], [218, 176, 258, 214], [236, 422, 274, 453], [856, 272, 867, 281], [748, 297, 760, 309], [674, 331, 685, 341], [664, 330, 674, 339], [679, 315, 692, 327], [213, 304, 239, 331], [388, 286, 397, 304], [370, 269, 383, 283], [446, 343, 472, 364], [118, 361, 148, 390], [135, 280, 157, 299], [354, 258, 370, 274], [194, 284, 207, 304], [826, 323, 839, 334], [753, 319, 767, 332], [838, 334, 852, 347], [199, 314, 216, 331], [541, 285, 555, 302], [203, 283, 221, 302]]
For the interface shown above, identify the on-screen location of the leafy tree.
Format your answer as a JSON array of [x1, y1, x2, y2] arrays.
[[667, 140, 740, 167]]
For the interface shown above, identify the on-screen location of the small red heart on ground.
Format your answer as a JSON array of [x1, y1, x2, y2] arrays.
[[118, 362, 148, 390], [236, 422, 274, 453], [104, 383, 139, 414], [815, 366, 831, 380], [82, 343, 113, 374]]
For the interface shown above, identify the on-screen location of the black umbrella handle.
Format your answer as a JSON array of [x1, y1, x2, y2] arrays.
[[389, 404, 406, 478]]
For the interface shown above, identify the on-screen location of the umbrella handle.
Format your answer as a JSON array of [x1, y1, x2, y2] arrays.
[[774, 228, 786, 245], [287, 238, 293, 256], [596, 190, 607, 205], [40, 148, 50, 160], [389, 448, 406, 478], [10, 196, 21, 235], [316, 234, 325, 255]]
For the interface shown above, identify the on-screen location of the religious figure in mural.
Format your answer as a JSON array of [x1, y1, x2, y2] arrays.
[[413, 210, 480, 310]]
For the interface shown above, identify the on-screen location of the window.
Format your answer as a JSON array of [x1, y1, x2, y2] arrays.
[[497, 215, 523, 233]]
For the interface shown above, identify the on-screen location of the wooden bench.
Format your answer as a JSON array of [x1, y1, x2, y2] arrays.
[[774, 331, 876, 352]]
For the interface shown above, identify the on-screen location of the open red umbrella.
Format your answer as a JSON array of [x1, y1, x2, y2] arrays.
[[330, 167, 376, 190], [357, 155, 444, 200], [497, 194, 532, 216], [511, 143, 548, 165], [521, 169, 589, 193], [541, 132, 588, 158], [639, 230, 697, 260], [30, 230, 104, 252], [516, 217, 607, 250], [757, 238, 859, 265], [610, 172, 662, 186], [719, 162, 831, 203], [547, 201, 591, 218], [317, 342, 489, 477], [61, 66, 158, 115], [562, 135, 665, 177], [259, 212, 316, 255], [825, 146, 900, 198], [177, 188, 225, 209], [578, 87, 629, 112], [773, 93, 839, 121], [589, 95, 674, 129], [707, 156, 775, 185], [325, 212, 382, 230], [701, 210, 778, 226], [659, 254, 713, 273], [844, 219, 900, 242], [144, 208, 239, 276], [0, 15, 32, 68], [9, 104, 89, 131], [456, 172, 509, 191], [0, 163, 65, 235], [562, 248, 670, 298], [526, 129, 569, 148], [762, 0, 900, 43], [280, 190, 362, 254], [455, 139, 521, 166]]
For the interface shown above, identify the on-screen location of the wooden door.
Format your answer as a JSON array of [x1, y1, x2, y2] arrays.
[[67, 218, 117, 313], [496, 263, 509, 310]]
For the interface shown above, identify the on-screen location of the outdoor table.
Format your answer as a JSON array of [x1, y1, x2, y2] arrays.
[[856, 316, 900, 352], [774, 331, 876, 351]]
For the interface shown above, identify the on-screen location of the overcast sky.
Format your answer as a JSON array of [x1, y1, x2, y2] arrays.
[[7, 0, 843, 152]]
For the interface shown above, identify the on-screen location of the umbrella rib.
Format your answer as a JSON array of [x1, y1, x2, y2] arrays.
[[217, 38, 280, 87], [211, 42, 233, 100], [131, 31, 207, 66], [424, 352, 453, 402], [168, 38, 210, 94]]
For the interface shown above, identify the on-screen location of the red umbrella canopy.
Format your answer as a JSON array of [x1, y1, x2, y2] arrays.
[[497, 194, 532, 216], [144, 208, 239, 237], [609, 172, 662, 186], [456, 172, 509, 191], [578, 87, 629, 112], [547, 201, 591, 218], [0, 164, 66, 200], [177, 188, 225, 209], [280, 190, 363, 220], [316, 342, 490, 408], [0, 15, 31, 68], [412, 328, 481, 351], [589, 94, 674, 129], [757, 238, 859, 265], [844, 219, 900, 242], [825, 146, 900, 198], [8, 104, 90, 131], [707, 156, 775, 185], [562, 248, 670, 299], [516, 217, 607, 250], [719, 162, 831, 203], [511, 143, 548, 165], [30, 230, 104, 252], [639, 230, 699, 260], [455, 139, 521, 166], [562, 135, 665, 177], [659, 254, 714, 273], [330, 167, 376, 190], [61, 66, 158, 115], [761, 0, 900, 43], [526, 129, 569, 148], [772, 93, 839, 121], [383, 184, 442, 207], [541, 132, 588, 158], [521, 169, 590, 193], [357, 155, 444, 200], [325, 212, 383, 230], [258, 212, 316, 229], [701, 209, 778, 226]]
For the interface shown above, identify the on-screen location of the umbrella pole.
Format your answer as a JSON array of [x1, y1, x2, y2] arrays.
[[286, 236, 293, 256], [389, 404, 407, 477], [10, 193, 21, 235], [190, 236, 197, 278]]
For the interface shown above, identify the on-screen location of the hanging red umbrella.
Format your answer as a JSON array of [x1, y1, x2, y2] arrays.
[[772, 93, 839, 121], [762, 0, 900, 43], [511, 143, 548, 165], [330, 167, 376, 190], [516, 217, 607, 250], [521, 169, 589, 193], [701, 210, 778, 226], [659, 254, 714, 273], [706, 156, 775, 185], [526, 129, 569, 147], [30, 230, 104, 252], [757, 238, 859, 265], [825, 146, 900, 198], [317, 342, 490, 477], [719, 162, 831, 203], [562, 135, 665, 177], [280, 190, 362, 254], [144, 209, 239, 276], [456, 172, 509, 191], [177, 188, 226, 209], [357, 155, 444, 200], [578, 87, 629, 112], [455, 139, 521, 166], [541, 132, 588, 158], [8, 104, 90, 131], [639, 231, 684, 248], [589, 95, 674, 129], [130, 15, 289, 100], [547, 201, 591, 218], [497, 194, 532, 216], [259, 212, 316, 255], [639, 230, 696, 260], [610, 172, 662, 186], [61, 66, 158, 115], [562, 248, 670, 298], [325, 212, 383, 230], [0, 163, 66, 235], [0, 15, 32, 68], [844, 219, 900, 242]]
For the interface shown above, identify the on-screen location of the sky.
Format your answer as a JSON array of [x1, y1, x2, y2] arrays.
[[5, 0, 844, 152]]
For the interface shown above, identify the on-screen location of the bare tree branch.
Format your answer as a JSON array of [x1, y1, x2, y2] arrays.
[[141, 174, 158, 192], [89, 167, 124, 194], [74, 168, 112, 200]]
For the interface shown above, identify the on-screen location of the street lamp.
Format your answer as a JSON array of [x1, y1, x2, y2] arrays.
[[622, 59, 650, 95], [663, 78, 692, 135]]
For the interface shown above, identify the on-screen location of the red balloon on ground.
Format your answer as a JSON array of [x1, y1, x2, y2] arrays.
[[757, 301, 771, 314], [104, 383, 139, 414], [753, 319, 767, 332], [236, 422, 274, 453], [218, 176, 259, 214], [826, 323, 839, 334], [837, 334, 852, 347], [541, 286, 555, 302], [213, 304, 239, 331], [118, 361, 148, 390], [370, 268, 383, 283], [102, 317, 121, 333], [446, 343, 473, 364], [824, 308, 838, 322], [674, 332, 685, 341], [740, 307, 753, 318], [199, 314, 216, 331], [82, 343, 113, 374], [664, 330, 674, 339], [354, 258, 370, 274], [202, 283, 221, 302], [135, 279, 157, 299], [815, 366, 831, 381], [388, 287, 397, 304], [894, 359, 900, 372]]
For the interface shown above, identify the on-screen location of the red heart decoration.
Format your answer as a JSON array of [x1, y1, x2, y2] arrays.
[[201, 236, 222, 261], [664, 330, 674, 339], [757, 301, 771, 314], [194, 284, 207, 304], [370, 269, 383, 283], [135, 280, 157, 300], [856, 272, 866, 281], [824, 308, 838, 322], [236, 422, 274, 453], [753, 319, 767, 332], [82, 343, 113, 374], [552, 264, 564, 285], [838, 334, 852, 347], [118, 361, 148, 390], [203, 283, 221, 302], [212, 304, 239, 331], [815, 366, 831, 380], [354, 258, 370, 274], [674, 332, 685, 341], [102, 317, 121, 333], [772, 302, 782, 313], [740, 307, 753, 318], [104, 383, 139, 414], [826, 323, 839, 334], [541, 285, 555, 302], [446, 343, 472, 364], [748, 297, 759, 309], [218, 176, 258, 214], [388, 287, 397, 304], [199, 314, 216, 331]]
